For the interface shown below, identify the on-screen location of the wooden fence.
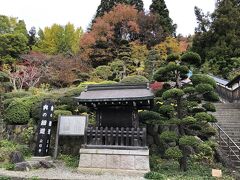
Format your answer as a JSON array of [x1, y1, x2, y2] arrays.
[[84, 127, 147, 149]]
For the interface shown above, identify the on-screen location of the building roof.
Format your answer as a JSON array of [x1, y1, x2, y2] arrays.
[[208, 75, 229, 86], [75, 83, 154, 102], [226, 75, 240, 87]]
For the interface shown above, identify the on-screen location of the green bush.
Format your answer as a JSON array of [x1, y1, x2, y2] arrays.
[[144, 172, 166, 180], [158, 105, 174, 118], [181, 51, 201, 65], [183, 87, 195, 94], [181, 116, 197, 125], [160, 131, 178, 142], [195, 83, 214, 94], [3, 91, 31, 99], [201, 126, 217, 136], [120, 75, 149, 84], [59, 154, 79, 168], [179, 136, 200, 147], [191, 74, 216, 88], [202, 103, 216, 112], [197, 143, 213, 156], [203, 91, 219, 102], [194, 112, 212, 122], [162, 88, 185, 100], [166, 53, 180, 62], [54, 110, 72, 121], [139, 111, 163, 123], [4, 99, 30, 124], [165, 147, 183, 160], [93, 65, 113, 80]]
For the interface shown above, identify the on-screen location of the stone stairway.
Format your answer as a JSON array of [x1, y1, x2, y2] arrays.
[[212, 103, 240, 169]]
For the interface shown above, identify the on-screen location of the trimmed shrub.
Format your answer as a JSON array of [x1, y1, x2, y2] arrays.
[[183, 87, 195, 94], [139, 111, 163, 123], [4, 99, 30, 124], [195, 84, 214, 94], [158, 105, 174, 118], [181, 51, 201, 65], [203, 91, 219, 102], [166, 53, 180, 62], [54, 110, 72, 121], [3, 91, 31, 99], [191, 74, 216, 88], [202, 103, 216, 112], [197, 143, 213, 156], [160, 131, 178, 142], [201, 126, 217, 136], [93, 65, 113, 80], [120, 75, 149, 84], [162, 88, 184, 100], [165, 147, 183, 160], [181, 116, 197, 125], [194, 112, 212, 122], [179, 136, 200, 147]]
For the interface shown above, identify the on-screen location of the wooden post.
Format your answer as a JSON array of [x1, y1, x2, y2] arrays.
[[116, 127, 119, 146], [121, 127, 124, 146], [105, 127, 108, 145], [53, 116, 61, 159], [126, 128, 129, 146]]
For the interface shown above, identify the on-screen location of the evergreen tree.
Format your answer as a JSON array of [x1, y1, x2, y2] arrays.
[[151, 53, 218, 171], [95, 0, 143, 18], [192, 0, 240, 79], [150, 0, 176, 36], [28, 27, 37, 50], [145, 49, 160, 79]]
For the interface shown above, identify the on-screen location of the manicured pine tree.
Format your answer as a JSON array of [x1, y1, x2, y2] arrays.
[[145, 49, 160, 79], [150, 0, 176, 36], [151, 52, 219, 171]]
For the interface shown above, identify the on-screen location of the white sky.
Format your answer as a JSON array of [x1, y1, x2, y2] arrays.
[[0, 0, 216, 36]]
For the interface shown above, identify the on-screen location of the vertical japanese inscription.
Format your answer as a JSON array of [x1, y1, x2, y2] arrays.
[[34, 101, 54, 156]]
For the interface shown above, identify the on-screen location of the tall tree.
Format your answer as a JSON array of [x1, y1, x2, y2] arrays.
[[192, 0, 240, 79], [95, 0, 143, 18], [150, 0, 176, 36]]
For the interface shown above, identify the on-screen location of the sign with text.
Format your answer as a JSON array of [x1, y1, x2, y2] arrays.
[[59, 116, 87, 136], [34, 100, 54, 156]]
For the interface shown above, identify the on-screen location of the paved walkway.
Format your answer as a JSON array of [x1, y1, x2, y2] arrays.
[[0, 162, 145, 180]]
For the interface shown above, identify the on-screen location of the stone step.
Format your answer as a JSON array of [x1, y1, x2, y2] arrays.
[[214, 103, 240, 109]]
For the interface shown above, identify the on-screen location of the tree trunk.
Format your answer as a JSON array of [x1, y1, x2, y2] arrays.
[[179, 145, 188, 171]]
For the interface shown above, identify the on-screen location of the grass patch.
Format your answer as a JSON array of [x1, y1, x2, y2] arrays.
[[58, 154, 79, 168]]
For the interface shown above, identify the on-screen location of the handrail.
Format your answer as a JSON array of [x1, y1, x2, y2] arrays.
[[213, 123, 240, 162]]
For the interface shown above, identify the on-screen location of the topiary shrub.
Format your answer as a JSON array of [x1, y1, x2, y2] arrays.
[[195, 84, 214, 94], [203, 91, 219, 102], [202, 103, 216, 112], [201, 126, 217, 136], [54, 110, 72, 121], [165, 147, 183, 160], [120, 75, 149, 84], [92, 65, 113, 80], [162, 88, 184, 100], [181, 51, 201, 65], [197, 143, 213, 156], [194, 112, 212, 122], [160, 131, 178, 143], [181, 116, 197, 125], [4, 99, 30, 124], [158, 105, 174, 118], [179, 136, 200, 147], [191, 74, 216, 88], [139, 111, 163, 123], [166, 53, 180, 62]]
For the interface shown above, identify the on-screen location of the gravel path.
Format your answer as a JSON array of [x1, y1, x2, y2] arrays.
[[0, 162, 146, 180]]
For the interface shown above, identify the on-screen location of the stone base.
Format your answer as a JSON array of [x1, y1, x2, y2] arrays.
[[31, 156, 52, 162], [78, 148, 150, 172]]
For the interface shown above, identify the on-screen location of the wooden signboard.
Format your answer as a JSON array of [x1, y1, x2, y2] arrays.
[[34, 101, 54, 156], [54, 115, 88, 159]]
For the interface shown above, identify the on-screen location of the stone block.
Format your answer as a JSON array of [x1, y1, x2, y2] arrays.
[[106, 155, 120, 169], [135, 156, 150, 170], [92, 154, 106, 168], [120, 155, 135, 170], [79, 154, 92, 168]]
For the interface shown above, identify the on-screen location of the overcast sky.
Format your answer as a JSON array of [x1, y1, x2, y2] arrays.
[[0, 0, 216, 36]]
